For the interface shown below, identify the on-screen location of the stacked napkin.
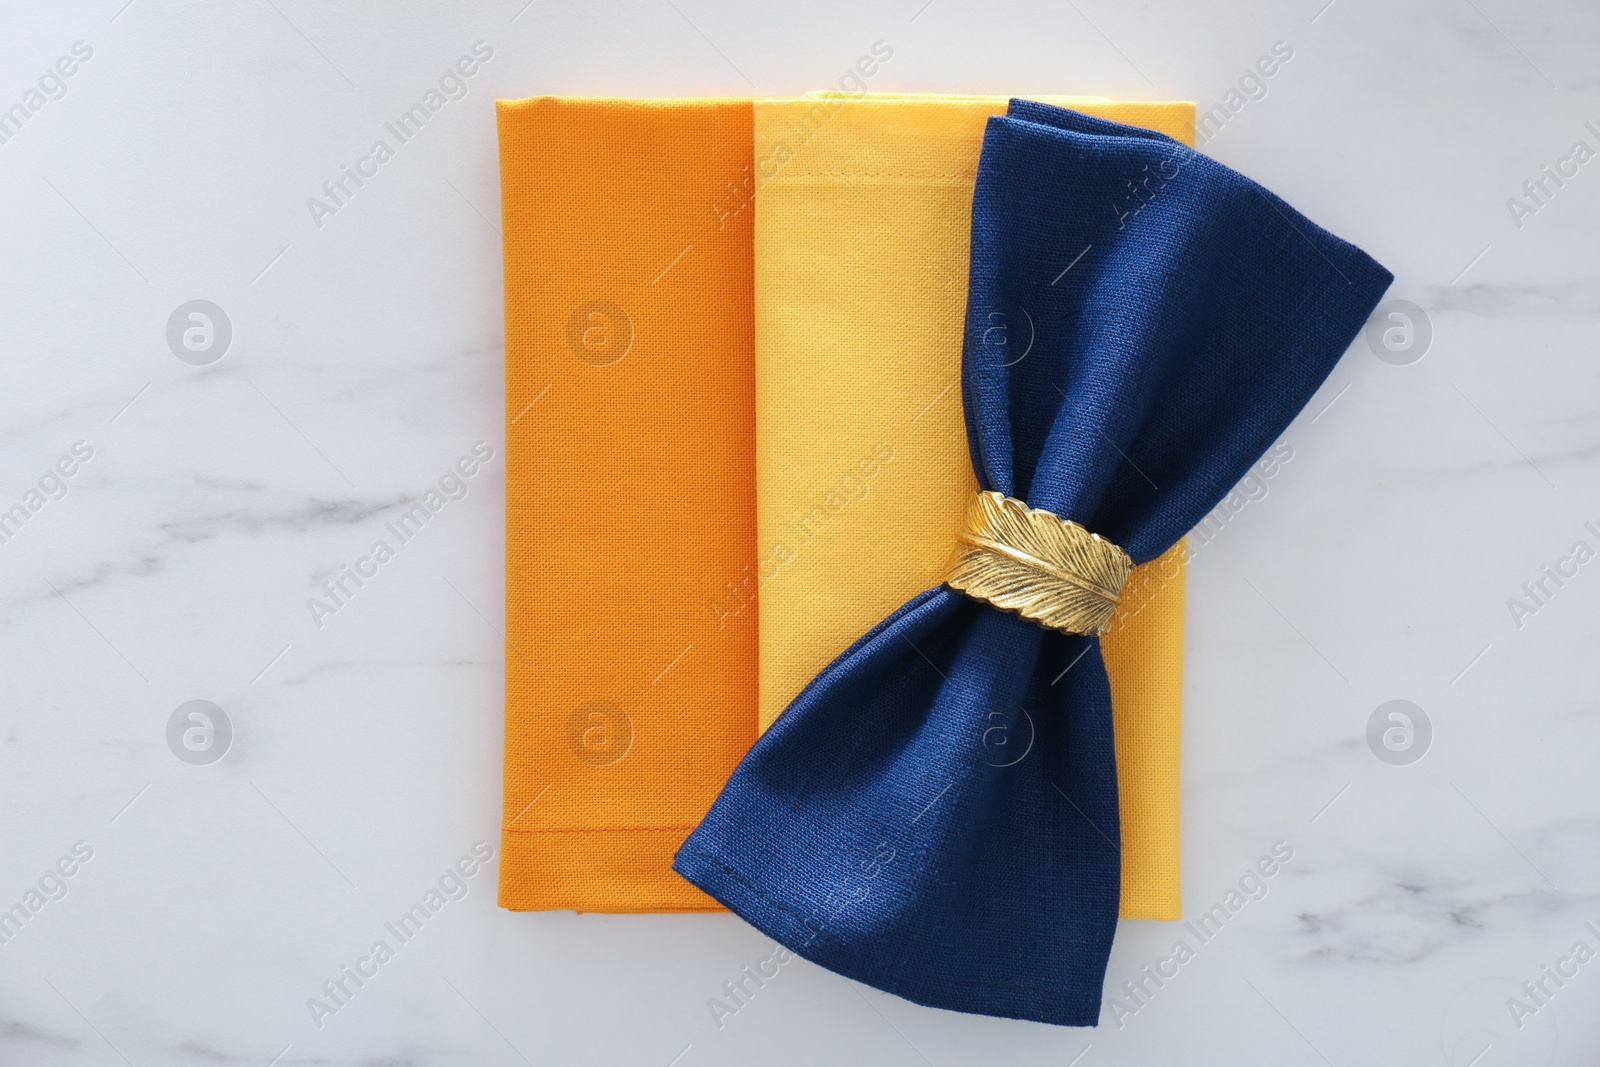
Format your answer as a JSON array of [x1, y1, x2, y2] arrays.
[[750, 93, 1191, 920], [498, 93, 1191, 918], [497, 92, 1387, 1029], [498, 98, 756, 912]]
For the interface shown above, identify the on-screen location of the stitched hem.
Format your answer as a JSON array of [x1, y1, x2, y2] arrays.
[[501, 825, 700, 835], [770, 173, 976, 183], [499, 824, 721, 913]]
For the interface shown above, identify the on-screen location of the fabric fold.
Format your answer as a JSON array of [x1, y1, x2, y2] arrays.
[[677, 100, 1393, 1025]]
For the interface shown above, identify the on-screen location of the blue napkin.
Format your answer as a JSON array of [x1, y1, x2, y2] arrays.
[[675, 100, 1392, 1026]]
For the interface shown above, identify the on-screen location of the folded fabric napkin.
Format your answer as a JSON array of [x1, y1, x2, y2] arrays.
[[676, 100, 1392, 1024], [751, 93, 1192, 920], [498, 97, 757, 912]]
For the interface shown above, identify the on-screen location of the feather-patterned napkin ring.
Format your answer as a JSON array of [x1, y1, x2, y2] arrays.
[[944, 491, 1131, 636]]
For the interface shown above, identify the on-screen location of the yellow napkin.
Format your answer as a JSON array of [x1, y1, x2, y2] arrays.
[[752, 93, 1193, 920]]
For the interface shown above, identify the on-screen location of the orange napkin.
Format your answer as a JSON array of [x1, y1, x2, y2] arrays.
[[498, 97, 756, 911]]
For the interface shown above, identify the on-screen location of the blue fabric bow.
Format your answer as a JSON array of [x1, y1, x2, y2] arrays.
[[675, 100, 1392, 1026]]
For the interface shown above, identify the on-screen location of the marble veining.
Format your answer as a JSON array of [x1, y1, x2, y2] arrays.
[[2, 0, 1598, 1065]]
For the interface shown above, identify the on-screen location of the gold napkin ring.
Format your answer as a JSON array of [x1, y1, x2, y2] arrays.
[[943, 491, 1132, 637]]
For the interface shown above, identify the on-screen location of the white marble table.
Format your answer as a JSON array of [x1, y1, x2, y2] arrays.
[[2, 1, 1596, 1064]]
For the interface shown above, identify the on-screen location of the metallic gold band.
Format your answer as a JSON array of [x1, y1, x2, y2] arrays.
[[943, 491, 1132, 636]]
